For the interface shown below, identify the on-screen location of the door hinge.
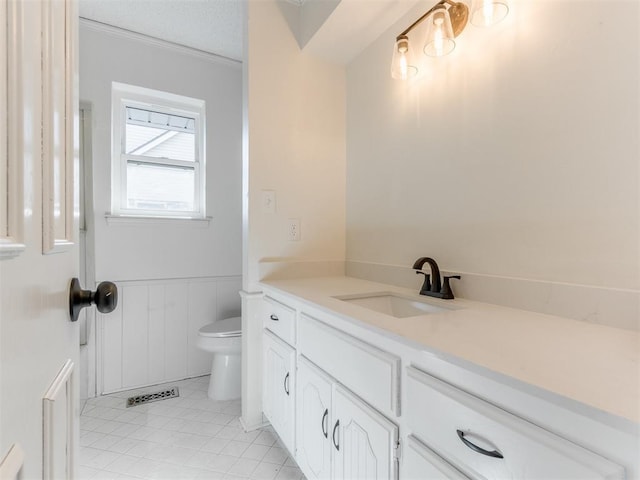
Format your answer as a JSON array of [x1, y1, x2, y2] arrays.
[[394, 439, 401, 460], [394, 439, 401, 480]]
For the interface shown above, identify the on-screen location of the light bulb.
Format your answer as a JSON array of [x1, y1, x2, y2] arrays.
[[424, 7, 455, 57], [399, 53, 409, 80], [391, 36, 418, 80], [433, 15, 445, 56], [471, 0, 508, 27]]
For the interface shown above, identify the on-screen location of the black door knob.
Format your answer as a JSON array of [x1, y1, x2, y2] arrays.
[[69, 278, 118, 322]]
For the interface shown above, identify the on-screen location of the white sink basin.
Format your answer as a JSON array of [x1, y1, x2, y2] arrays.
[[334, 292, 452, 318]]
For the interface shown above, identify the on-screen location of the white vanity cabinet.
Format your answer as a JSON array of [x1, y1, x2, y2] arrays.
[[259, 283, 631, 480], [263, 295, 296, 345], [295, 313, 400, 480], [262, 295, 297, 454], [262, 330, 295, 453], [296, 355, 400, 480], [332, 384, 399, 480], [404, 435, 470, 480], [296, 357, 332, 479], [406, 367, 625, 480], [297, 314, 401, 418]]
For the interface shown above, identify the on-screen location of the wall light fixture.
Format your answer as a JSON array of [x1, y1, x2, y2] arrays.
[[391, 0, 508, 80]]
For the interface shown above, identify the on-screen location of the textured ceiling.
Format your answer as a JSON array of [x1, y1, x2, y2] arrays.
[[79, 0, 244, 61]]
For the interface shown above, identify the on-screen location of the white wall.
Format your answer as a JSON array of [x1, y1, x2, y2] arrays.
[[243, 0, 346, 292], [241, 0, 346, 428], [79, 22, 243, 393], [101, 276, 241, 393], [346, 1, 639, 326], [80, 21, 243, 283]]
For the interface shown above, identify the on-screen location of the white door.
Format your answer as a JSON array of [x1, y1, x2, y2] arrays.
[[296, 356, 333, 480], [262, 330, 296, 452], [0, 0, 81, 478], [332, 385, 399, 480]]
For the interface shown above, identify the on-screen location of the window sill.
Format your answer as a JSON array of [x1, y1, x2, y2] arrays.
[[105, 214, 212, 227]]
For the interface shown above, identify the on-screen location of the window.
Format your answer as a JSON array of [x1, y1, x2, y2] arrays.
[[111, 83, 206, 218]]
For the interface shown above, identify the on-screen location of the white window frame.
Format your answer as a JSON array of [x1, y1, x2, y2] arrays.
[[111, 82, 206, 219]]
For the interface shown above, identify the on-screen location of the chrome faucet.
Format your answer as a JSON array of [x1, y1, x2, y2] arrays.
[[412, 257, 460, 300]]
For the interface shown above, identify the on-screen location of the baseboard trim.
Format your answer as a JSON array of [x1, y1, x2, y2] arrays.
[[239, 416, 270, 433]]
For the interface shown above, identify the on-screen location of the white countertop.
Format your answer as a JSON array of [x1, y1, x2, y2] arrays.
[[260, 276, 640, 426]]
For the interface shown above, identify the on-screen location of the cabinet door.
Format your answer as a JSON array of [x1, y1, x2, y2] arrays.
[[263, 330, 295, 453], [296, 356, 333, 480], [404, 435, 471, 480], [332, 384, 399, 480]]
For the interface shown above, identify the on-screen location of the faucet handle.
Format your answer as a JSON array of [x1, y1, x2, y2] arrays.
[[441, 275, 461, 299], [416, 271, 431, 294]]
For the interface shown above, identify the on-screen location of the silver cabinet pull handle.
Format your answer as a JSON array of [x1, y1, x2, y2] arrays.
[[270, 314, 279, 321], [284, 372, 290, 395], [332, 420, 340, 451], [456, 430, 503, 459]]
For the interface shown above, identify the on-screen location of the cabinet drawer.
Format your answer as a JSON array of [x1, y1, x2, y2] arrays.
[[263, 296, 296, 346], [404, 435, 470, 480], [299, 314, 400, 417], [406, 367, 624, 480]]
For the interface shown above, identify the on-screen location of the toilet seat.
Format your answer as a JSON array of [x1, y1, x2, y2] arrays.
[[198, 316, 241, 338]]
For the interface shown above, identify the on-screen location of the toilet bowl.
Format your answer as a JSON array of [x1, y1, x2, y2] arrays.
[[196, 316, 241, 401]]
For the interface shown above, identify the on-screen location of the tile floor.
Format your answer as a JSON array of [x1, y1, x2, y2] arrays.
[[79, 376, 305, 480]]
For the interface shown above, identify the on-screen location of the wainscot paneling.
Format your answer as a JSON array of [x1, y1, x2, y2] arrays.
[[99, 276, 241, 394]]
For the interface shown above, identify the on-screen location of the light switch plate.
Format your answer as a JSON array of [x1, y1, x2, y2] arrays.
[[262, 190, 276, 214]]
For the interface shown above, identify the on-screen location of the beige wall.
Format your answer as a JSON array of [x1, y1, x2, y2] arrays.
[[346, 0, 639, 292], [244, 0, 346, 292], [241, 0, 347, 427]]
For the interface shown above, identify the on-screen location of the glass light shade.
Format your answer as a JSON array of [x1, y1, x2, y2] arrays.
[[470, 0, 509, 27], [423, 7, 456, 57], [390, 36, 418, 80]]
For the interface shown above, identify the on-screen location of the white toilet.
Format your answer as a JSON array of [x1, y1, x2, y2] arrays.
[[196, 316, 242, 401]]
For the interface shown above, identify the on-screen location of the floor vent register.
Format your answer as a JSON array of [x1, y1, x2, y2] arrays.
[[126, 387, 179, 408]]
